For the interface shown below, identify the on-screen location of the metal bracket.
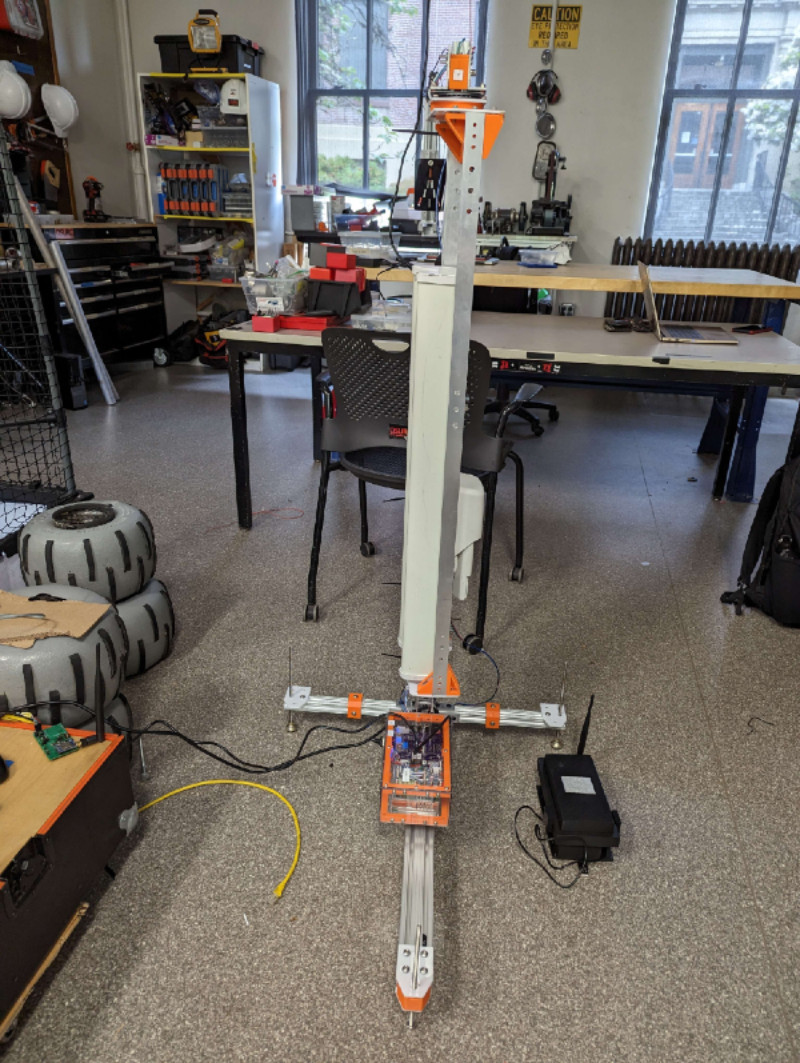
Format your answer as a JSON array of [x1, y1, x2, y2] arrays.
[[539, 702, 567, 729]]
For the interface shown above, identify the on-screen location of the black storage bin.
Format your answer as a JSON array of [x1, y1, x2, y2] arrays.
[[154, 34, 264, 75]]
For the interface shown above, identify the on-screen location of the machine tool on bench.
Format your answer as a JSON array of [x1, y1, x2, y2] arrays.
[[285, 46, 572, 1025]]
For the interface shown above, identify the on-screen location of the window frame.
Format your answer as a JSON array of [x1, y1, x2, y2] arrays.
[[644, 0, 800, 243], [296, 0, 490, 192]]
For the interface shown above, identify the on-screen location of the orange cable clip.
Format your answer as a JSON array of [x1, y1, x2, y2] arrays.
[[485, 702, 500, 729], [347, 693, 363, 720]]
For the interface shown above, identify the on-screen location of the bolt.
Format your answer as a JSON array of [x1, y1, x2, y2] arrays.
[[421, 950, 429, 958], [420, 967, 429, 976], [402, 965, 410, 973], [403, 948, 411, 956]]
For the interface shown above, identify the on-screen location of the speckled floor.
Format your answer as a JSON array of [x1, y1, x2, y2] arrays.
[[3, 362, 799, 1063]]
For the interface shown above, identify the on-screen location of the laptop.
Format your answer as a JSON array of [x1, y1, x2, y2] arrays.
[[637, 262, 738, 345]]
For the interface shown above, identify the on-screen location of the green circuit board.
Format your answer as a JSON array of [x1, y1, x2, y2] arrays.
[[34, 723, 80, 761]]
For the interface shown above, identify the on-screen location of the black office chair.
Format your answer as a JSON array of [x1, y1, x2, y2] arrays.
[[473, 286, 560, 434], [304, 328, 535, 653]]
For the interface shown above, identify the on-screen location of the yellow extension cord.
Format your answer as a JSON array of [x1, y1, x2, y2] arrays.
[[139, 780, 301, 900]]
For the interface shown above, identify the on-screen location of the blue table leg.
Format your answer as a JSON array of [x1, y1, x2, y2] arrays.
[[724, 299, 787, 502]]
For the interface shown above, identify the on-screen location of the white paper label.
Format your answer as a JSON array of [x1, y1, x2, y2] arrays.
[[561, 775, 595, 795]]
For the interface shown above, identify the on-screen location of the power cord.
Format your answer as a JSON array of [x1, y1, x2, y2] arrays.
[[6, 699, 389, 776], [513, 804, 589, 889]]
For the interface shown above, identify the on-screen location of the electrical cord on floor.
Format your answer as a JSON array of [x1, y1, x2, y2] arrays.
[[139, 780, 301, 900], [450, 620, 501, 705], [7, 699, 390, 776], [514, 804, 589, 890]]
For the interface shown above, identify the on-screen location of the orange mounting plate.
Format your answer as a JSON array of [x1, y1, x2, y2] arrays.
[[417, 664, 460, 697], [431, 106, 504, 163], [380, 712, 451, 827]]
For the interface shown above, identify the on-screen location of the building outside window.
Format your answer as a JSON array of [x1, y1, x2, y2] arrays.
[[646, 0, 800, 245], [297, 0, 488, 194]]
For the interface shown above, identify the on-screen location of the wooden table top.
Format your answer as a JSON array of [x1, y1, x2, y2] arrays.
[[221, 312, 800, 378], [363, 263, 800, 298], [0, 721, 120, 871]]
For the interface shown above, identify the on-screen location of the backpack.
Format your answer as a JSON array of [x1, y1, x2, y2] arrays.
[[721, 455, 800, 625]]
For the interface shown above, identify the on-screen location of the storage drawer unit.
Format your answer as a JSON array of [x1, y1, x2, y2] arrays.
[[46, 223, 170, 362]]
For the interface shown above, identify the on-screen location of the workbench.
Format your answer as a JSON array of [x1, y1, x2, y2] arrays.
[[220, 306, 800, 528]]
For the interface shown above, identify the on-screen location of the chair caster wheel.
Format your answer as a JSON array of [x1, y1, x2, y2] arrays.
[[509, 566, 524, 582], [462, 634, 483, 655], [304, 604, 319, 622], [360, 541, 376, 557], [532, 424, 545, 437], [548, 408, 560, 422]]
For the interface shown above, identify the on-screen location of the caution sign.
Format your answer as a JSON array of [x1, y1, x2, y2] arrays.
[[529, 4, 582, 49]]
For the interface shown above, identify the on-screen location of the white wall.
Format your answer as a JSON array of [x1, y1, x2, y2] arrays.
[[49, 0, 135, 217], [484, 0, 676, 267]]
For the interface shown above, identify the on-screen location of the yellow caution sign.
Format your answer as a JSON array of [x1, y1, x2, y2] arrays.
[[529, 4, 582, 49]]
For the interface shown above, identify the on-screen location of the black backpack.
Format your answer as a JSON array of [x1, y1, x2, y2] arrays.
[[721, 455, 800, 625]]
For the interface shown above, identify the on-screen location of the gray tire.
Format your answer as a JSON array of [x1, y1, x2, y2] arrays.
[[0, 583, 128, 724], [20, 501, 157, 603], [117, 579, 175, 678]]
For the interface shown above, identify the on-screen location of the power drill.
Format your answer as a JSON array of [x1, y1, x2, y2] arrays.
[[83, 176, 109, 222]]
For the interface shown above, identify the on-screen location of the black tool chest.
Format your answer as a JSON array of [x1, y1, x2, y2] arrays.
[[46, 223, 170, 362]]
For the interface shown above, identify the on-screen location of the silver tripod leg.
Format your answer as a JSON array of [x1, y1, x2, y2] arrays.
[[396, 825, 435, 1023]]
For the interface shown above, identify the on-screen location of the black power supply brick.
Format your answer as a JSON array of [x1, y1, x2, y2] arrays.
[[536, 695, 620, 864], [537, 753, 620, 862]]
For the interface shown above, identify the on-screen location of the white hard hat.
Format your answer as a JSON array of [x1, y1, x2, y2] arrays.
[[0, 61, 32, 120], [220, 79, 248, 115], [42, 83, 79, 137]]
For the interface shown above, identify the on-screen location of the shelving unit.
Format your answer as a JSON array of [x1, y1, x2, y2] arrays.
[[137, 72, 283, 275]]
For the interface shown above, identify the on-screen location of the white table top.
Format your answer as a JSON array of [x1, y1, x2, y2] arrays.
[[221, 312, 800, 378]]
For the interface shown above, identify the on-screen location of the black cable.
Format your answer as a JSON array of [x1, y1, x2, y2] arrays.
[[386, 0, 433, 264], [10, 699, 389, 776], [576, 694, 594, 757], [514, 805, 588, 889]]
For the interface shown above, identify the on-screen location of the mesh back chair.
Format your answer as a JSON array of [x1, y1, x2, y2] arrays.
[[305, 328, 534, 653]]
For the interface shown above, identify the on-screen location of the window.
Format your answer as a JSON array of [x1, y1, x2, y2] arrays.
[[646, 0, 800, 245], [296, 0, 489, 193]]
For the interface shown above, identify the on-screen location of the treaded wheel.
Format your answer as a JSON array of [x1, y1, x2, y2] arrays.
[[509, 566, 524, 582], [20, 500, 157, 602], [360, 541, 376, 557], [462, 633, 483, 655], [548, 408, 560, 422], [116, 579, 175, 678], [304, 604, 320, 622], [2, 583, 127, 724]]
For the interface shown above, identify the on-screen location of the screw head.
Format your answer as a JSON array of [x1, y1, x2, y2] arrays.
[[403, 949, 411, 956], [402, 965, 410, 973], [421, 950, 428, 958], [420, 967, 429, 976]]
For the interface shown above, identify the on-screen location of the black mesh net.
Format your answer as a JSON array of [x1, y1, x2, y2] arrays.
[[0, 126, 74, 547]]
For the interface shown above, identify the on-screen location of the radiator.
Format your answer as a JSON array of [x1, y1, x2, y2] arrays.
[[604, 237, 800, 325]]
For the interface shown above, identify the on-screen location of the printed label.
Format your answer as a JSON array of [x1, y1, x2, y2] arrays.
[[561, 775, 595, 795]]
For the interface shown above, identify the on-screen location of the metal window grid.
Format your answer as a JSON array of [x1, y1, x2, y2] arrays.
[[645, 0, 800, 244], [297, 0, 490, 190], [0, 125, 75, 549]]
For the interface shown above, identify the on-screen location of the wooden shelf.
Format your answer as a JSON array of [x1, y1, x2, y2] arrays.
[[155, 214, 253, 223], [146, 145, 249, 153], [168, 278, 245, 289]]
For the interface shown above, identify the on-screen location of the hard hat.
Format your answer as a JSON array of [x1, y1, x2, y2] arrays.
[[0, 61, 32, 120], [42, 83, 79, 137], [220, 79, 247, 115]]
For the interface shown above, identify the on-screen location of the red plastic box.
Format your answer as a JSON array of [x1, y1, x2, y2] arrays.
[[309, 267, 334, 280], [333, 268, 358, 284], [326, 251, 357, 270]]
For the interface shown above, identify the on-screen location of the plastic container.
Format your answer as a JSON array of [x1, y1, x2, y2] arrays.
[[208, 264, 241, 282], [351, 303, 412, 333], [518, 248, 560, 267], [154, 35, 264, 76], [240, 274, 307, 316]]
